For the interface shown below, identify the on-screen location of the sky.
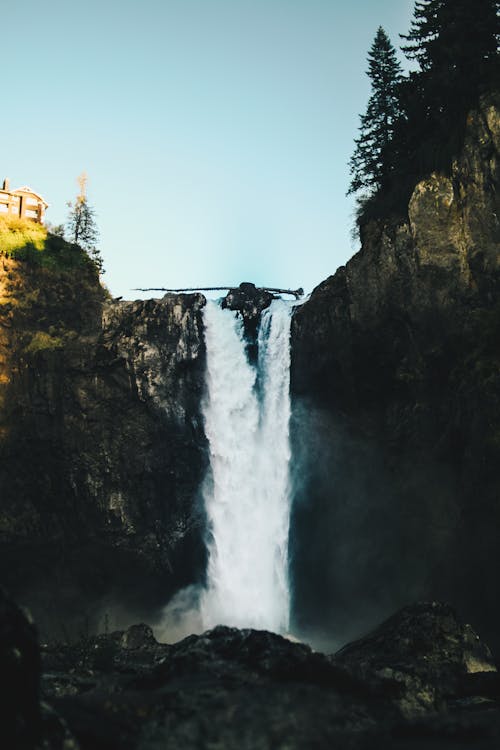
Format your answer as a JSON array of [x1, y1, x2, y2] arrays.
[[2, 0, 414, 299]]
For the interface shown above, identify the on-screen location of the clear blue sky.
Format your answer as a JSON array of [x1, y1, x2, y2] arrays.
[[2, 0, 414, 299]]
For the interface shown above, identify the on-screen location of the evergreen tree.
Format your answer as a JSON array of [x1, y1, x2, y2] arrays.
[[396, 0, 500, 178], [347, 27, 403, 196], [66, 195, 104, 273], [402, 0, 500, 111], [67, 198, 97, 247]]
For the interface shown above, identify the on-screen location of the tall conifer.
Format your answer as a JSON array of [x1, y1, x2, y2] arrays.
[[347, 27, 403, 196], [402, 0, 500, 109]]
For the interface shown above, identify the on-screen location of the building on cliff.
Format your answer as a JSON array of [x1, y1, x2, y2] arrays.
[[0, 177, 48, 223]]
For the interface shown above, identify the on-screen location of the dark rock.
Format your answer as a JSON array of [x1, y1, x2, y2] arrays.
[[0, 588, 79, 750], [120, 623, 157, 650], [38, 604, 500, 750], [0, 262, 208, 639], [222, 282, 276, 359], [290, 91, 500, 652], [334, 601, 497, 716], [0, 588, 40, 749], [41, 623, 170, 696], [41, 624, 381, 749], [137, 625, 362, 692]]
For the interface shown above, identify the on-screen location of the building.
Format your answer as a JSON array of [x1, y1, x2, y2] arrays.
[[0, 178, 48, 224]]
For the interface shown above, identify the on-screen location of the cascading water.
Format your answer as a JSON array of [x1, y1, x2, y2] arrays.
[[200, 298, 293, 633]]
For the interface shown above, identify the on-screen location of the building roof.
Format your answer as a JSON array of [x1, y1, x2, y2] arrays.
[[12, 186, 49, 208]]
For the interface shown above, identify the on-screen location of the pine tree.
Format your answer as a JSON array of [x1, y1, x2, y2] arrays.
[[66, 173, 104, 273], [347, 27, 403, 196], [396, 0, 500, 177], [402, 0, 500, 110], [67, 198, 98, 248], [401, 0, 443, 72]]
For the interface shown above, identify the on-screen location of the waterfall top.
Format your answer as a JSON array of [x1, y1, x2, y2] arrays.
[[133, 282, 304, 300]]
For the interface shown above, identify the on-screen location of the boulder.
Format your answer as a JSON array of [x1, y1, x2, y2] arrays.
[[0, 588, 78, 750], [39, 604, 500, 749], [0, 588, 40, 749], [334, 601, 498, 717], [223, 282, 276, 359]]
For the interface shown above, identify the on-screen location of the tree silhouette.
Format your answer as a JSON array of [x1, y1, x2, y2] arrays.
[[347, 27, 403, 197], [66, 174, 104, 273], [67, 199, 98, 247], [350, 2, 500, 223], [402, 0, 500, 116]]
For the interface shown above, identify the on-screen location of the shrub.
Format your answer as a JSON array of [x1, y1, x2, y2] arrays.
[[23, 331, 65, 354], [0, 216, 46, 256], [0, 216, 98, 273]]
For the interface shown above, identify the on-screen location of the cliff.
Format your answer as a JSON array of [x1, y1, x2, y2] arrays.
[[0, 232, 208, 636], [290, 92, 500, 650], [1, 94, 500, 652]]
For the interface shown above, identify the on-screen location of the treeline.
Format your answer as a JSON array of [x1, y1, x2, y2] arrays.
[[348, 0, 500, 226]]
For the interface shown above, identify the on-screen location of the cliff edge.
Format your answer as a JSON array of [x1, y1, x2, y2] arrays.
[[290, 92, 500, 651], [0, 227, 207, 636]]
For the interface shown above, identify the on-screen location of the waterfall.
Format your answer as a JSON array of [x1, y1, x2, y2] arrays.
[[200, 299, 293, 633]]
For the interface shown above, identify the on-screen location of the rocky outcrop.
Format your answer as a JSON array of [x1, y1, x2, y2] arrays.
[[3, 538, 498, 749], [290, 92, 500, 651], [335, 602, 497, 717], [34, 600, 500, 750], [222, 282, 276, 359], [223, 282, 275, 323], [0, 587, 78, 749], [0, 256, 208, 637]]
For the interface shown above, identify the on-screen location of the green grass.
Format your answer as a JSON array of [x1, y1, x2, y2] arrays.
[[0, 215, 94, 271], [0, 215, 46, 253]]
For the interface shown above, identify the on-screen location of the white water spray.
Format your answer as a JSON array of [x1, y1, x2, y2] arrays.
[[200, 299, 293, 633]]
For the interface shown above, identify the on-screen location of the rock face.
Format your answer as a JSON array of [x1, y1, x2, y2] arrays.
[[223, 282, 275, 325], [222, 282, 276, 359], [290, 92, 500, 651], [2, 92, 500, 670], [35, 601, 500, 750], [0, 257, 208, 637], [335, 602, 497, 717]]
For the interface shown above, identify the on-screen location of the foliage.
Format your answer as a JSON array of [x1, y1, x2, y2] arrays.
[[348, 27, 403, 197], [66, 198, 104, 274], [66, 198, 98, 248], [0, 216, 46, 255], [402, 0, 499, 87], [23, 331, 65, 354], [45, 222, 65, 237], [398, 0, 500, 170], [0, 216, 96, 272], [350, 0, 500, 228]]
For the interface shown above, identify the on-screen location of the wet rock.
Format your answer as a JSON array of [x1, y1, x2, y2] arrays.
[[41, 625, 379, 750], [38, 603, 500, 750], [334, 601, 497, 717], [137, 625, 362, 691], [223, 281, 275, 322], [120, 623, 157, 650], [223, 282, 276, 359]]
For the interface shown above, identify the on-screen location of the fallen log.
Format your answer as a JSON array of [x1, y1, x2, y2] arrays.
[[133, 285, 305, 299]]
